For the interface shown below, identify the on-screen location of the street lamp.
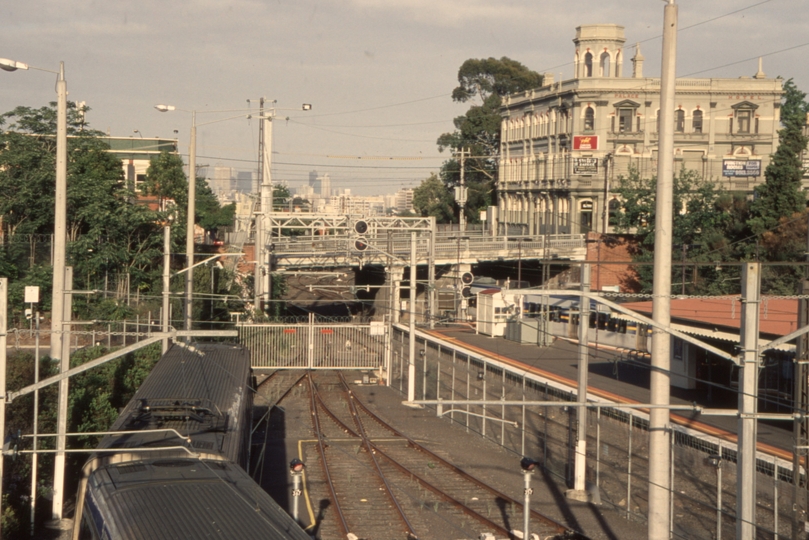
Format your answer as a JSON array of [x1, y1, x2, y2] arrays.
[[1, 57, 70, 523], [154, 104, 197, 335]]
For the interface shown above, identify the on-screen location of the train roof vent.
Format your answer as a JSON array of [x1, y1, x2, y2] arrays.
[[128, 398, 227, 431]]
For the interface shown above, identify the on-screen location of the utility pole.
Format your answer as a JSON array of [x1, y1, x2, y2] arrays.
[[738, 263, 761, 539], [184, 112, 197, 334], [162, 220, 171, 354], [648, 2, 677, 539], [262, 110, 273, 314], [456, 148, 468, 232], [0, 278, 7, 530], [408, 231, 417, 403], [568, 264, 591, 501], [254, 98, 265, 312], [793, 214, 809, 538]]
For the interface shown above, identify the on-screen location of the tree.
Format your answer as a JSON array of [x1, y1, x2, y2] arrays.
[[196, 177, 235, 233], [144, 151, 235, 236], [747, 79, 808, 236], [413, 174, 454, 221], [436, 57, 543, 224], [612, 166, 744, 294], [144, 151, 188, 207], [0, 103, 167, 316], [744, 79, 809, 293]]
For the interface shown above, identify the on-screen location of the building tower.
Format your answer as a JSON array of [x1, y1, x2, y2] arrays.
[[573, 24, 626, 79]]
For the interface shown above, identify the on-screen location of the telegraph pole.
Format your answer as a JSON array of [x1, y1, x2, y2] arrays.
[[456, 148, 468, 231], [648, 2, 677, 539], [254, 98, 265, 312]]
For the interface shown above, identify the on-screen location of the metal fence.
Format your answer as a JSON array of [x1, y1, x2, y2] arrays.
[[391, 325, 800, 539], [238, 314, 387, 370]]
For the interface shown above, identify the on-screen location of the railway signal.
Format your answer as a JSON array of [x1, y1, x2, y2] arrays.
[[520, 457, 538, 540], [354, 238, 368, 252], [461, 271, 474, 298], [289, 458, 305, 523], [354, 220, 368, 235]]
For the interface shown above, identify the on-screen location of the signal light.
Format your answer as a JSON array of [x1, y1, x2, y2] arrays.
[[520, 457, 538, 472], [461, 286, 473, 298], [354, 238, 368, 252], [289, 458, 305, 473], [354, 220, 368, 235], [461, 272, 474, 285]]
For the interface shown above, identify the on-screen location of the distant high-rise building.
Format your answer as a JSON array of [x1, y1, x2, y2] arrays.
[[395, 188, 414, 214], [236, 171, 253, 194], [308, 170, 331, 198], [209, 166, 234, 200]]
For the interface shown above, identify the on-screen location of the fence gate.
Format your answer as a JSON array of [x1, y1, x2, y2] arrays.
[[238, 314, 387, 370]]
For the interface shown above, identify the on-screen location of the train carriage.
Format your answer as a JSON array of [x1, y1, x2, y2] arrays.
[[72, 343, 310, 540]]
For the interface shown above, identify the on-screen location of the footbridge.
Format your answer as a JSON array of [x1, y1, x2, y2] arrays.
[[238, 213, 586, 269]]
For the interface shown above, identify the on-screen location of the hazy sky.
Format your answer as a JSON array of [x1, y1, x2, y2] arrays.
[[2, 0, 806, 196]]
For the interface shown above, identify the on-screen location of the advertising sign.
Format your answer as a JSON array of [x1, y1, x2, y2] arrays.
[[573, 135, 598, 150], [573, 157, 599, 175], [722, 160, 761, 177]]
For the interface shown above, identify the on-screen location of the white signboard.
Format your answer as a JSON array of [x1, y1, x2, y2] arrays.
[[24, 286, 40, 304]]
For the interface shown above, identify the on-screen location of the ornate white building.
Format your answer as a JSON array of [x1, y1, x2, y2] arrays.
[[498, 24, 784, 235]]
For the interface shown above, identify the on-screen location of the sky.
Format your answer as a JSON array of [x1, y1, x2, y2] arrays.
[[2, 0, 807, 197]]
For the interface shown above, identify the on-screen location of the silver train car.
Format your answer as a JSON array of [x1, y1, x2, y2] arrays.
[[72, 343, 310, 540]]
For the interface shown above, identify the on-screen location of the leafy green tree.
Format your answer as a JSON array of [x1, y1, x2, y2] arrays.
[[413, 174, 455, 221], [612, 166, 744, 294], [144, 151, 188, 207], [196, 177, 235, 233], [0, 103, 168, 320], [436, 57, 543, 223]]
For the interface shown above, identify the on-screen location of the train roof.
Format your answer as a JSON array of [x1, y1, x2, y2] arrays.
[[85, 458, 311, 539], [99, 343, 252, 462]]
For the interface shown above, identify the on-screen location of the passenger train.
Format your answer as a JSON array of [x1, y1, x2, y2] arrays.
[[72, 343, 310, 540]]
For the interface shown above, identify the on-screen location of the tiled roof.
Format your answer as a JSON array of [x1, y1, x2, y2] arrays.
[[620, 296, 798, 337]]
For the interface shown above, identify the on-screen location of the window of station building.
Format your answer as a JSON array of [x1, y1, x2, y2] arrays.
[[584, 52, 593, 78], [616, 108, 634, 133], [583, 107, 595, 131], [692, 110, 703, 133], [608, 198, 621, 226], [675, 109, 685, 132], [600, 52, 611, 77], [736, 109, 752, 134]]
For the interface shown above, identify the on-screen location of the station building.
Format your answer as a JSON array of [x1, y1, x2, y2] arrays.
[[497, 23, 784, 236]]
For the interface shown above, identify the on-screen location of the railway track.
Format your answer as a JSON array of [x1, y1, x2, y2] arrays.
[[301, 370, 584, 540]]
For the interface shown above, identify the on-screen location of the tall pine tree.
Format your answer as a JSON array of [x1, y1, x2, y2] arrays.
[[748, 79, 808, 235]]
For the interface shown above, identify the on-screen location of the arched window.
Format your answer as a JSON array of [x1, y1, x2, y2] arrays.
[[600, 52, 611, 77], [608, 199, 621, 227], [675, 109, 685, 132], [584, 52, 593, 78], [583, 107, 595, 131], [692, 110, 703, 133]]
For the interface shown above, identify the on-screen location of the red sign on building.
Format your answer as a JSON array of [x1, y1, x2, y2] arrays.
[[573, 135, 598, 150]]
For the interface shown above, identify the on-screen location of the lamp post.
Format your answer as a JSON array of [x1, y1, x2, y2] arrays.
[[162, 215, 173, 354], [0, 57, 70, 522], [154, 104, 197, 335]]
